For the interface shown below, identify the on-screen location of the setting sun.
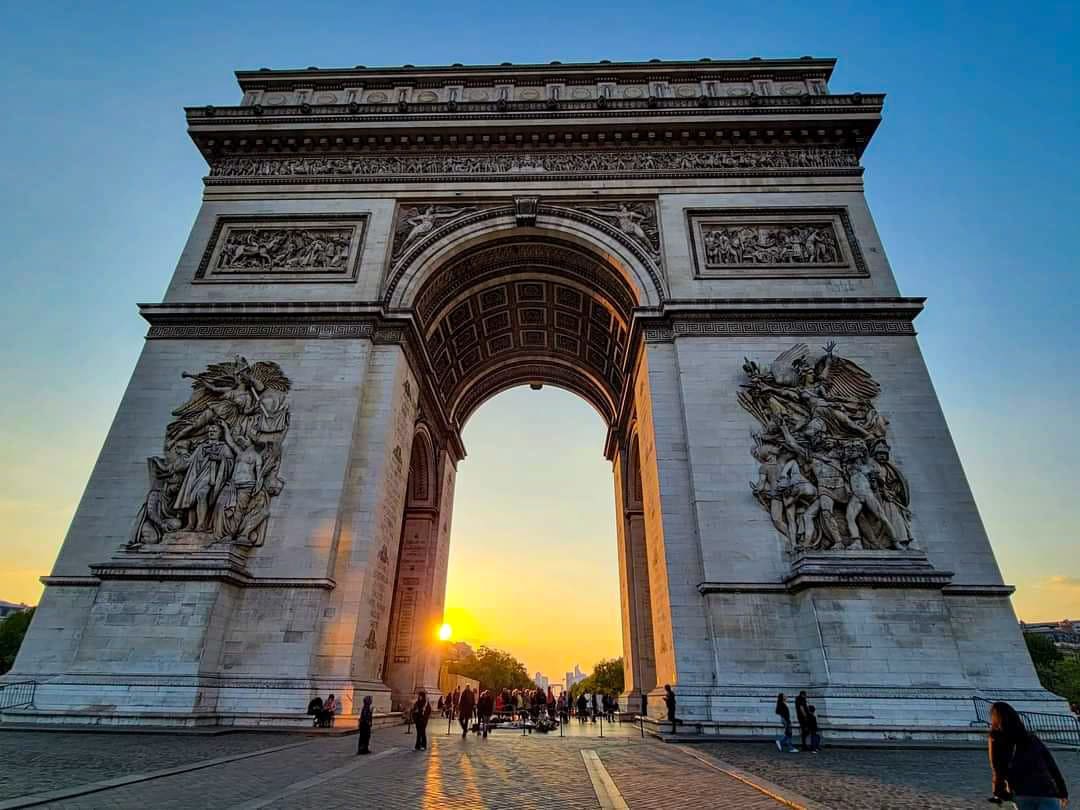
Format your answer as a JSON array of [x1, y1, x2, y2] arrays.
[[438, 623, 453, 641]]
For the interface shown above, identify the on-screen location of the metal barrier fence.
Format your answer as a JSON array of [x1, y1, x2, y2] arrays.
[[973, 697, 1080, 747], [0, 681, 37, 711]]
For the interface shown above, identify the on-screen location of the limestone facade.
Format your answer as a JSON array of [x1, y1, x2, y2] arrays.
[[4, 57, 1061, 736]]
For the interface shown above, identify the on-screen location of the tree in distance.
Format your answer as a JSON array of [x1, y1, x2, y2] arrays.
[[448, 645, 534, 692], [0, 608, 35, 674], [569, 657, 624, 700]]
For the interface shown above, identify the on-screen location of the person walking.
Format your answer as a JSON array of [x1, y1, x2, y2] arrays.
[[805, 705, 821, 753], [795, 690, 810, 750], [664, 684, 678, 733], [576, 692, 588, 724], [323, 693, 337, 727], [477, 689, 494, 738], [591, 691, 600, 724], [775, 693, 798, 753], [458, 685, 475, 738], [356, 695, 374, 755], [988, 701, 1068, 808], [412, 690, 431, 751]]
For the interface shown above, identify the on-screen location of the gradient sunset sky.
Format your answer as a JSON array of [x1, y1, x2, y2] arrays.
[[1, 1, 1077, 681]]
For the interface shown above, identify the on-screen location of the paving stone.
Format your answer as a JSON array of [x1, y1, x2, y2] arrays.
[[699, 741, 1080, 810]]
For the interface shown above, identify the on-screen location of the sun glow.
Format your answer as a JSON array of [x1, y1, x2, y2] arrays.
[[438, 622, 453, 641]]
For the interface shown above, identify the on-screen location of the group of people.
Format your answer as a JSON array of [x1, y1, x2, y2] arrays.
[[774, 691, 819, 753], [305, 693, 338, 728]]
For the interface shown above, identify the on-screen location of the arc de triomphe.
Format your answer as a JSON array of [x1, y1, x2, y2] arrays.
[[6, 58, 1061, 736]]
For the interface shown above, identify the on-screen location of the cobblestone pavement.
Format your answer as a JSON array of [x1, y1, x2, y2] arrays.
[[600, 743, 784, 809], [700, 742, 1080, 810], [0, 730, 295, 801], [0, 725, 795, 809]]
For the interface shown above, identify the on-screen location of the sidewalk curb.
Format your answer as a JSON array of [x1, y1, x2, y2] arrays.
[[677, 745, 833, 810]]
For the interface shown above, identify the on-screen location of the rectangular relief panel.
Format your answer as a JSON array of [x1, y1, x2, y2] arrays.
[[687, 207, 867, 279], [195, 214, 368, 283]]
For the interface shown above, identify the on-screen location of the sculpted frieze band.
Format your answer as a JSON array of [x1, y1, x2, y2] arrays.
[[128, 357, 291, 552], [208, 147, 859, 183], [739, 343, 914, 553]]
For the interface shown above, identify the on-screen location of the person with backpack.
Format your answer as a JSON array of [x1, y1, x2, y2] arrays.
[[988, 701, 1068, 808], [795, 690, 810, 750]]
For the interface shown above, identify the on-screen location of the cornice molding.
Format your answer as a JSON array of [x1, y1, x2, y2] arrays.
[[188, 93, 882, 127]]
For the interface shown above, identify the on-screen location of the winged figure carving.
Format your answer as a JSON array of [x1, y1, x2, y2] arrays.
[[739, 343, 912, 554], [128, 356, 291, 552]]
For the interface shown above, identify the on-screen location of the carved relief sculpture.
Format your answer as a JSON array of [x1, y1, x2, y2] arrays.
[[738, 343, 913, 553], [390, 205, 478, 262], [703, 223, 839, 267], [210, 147, 859, 183], [579, 201, 661, 260], [127, 357, 291, 550], [196, 216, 367, 282], [216, 227, 351, 273]]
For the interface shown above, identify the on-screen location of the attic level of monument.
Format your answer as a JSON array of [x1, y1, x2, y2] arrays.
[[234, 56, 839, 88], [187, 56, 881, 170]]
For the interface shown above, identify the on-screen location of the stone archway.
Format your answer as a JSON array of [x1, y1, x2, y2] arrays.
[[379, 221, 671, 712]]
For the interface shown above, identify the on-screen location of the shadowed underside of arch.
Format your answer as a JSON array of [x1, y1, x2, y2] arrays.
[[414, 235, 639, 428]]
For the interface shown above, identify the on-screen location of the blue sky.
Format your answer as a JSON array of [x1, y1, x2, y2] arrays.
[[1, 2, 1078, 669]]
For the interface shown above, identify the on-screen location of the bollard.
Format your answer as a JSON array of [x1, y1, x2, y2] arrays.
[[639, 715, 644, 739], [599, 712, 603, 738]]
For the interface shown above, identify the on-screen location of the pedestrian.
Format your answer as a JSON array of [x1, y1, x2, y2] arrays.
[[547, 686, 556, 719], [806, 705, 821, 753], [307, 695, 323, 728], [477, 689, 494, 738], [590, 691, 599, 723], [356, 695, 374, 755], [576, 692, 588, 724], [988, 701, 1068, 808], [323, 693, 337, 727], [437, 695, 444, 716], [664, 684, 677, 732], [412, 690, 431, 751], [775, 693, 797, 753], [795, 690, 810, 750], [458, 685, 475, 738]]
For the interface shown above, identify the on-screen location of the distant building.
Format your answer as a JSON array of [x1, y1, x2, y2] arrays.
[[565, 664, 586, 689], [533, 671, 549, 689], [1021, 619, 1080, 651], [0, 601, 31, 620], [447, 641, 475, 660]]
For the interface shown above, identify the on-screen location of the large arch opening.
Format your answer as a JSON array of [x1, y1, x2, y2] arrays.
[[381, 228, 666, 711]]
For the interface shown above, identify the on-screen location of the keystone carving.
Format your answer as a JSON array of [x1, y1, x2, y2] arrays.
[[739, 343, 914, 553]]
